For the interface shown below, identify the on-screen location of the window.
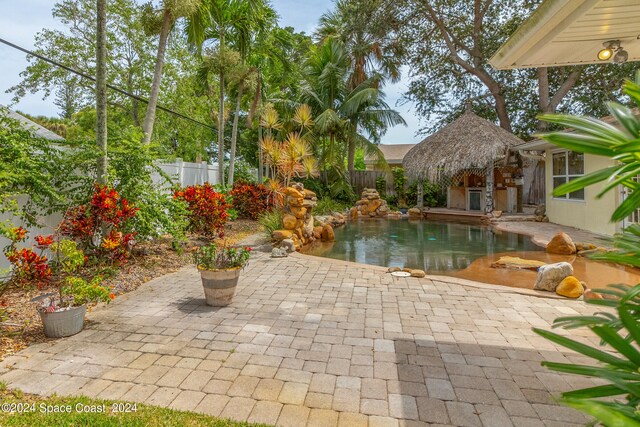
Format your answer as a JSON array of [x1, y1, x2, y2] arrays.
[[552, 151, 584, 201]]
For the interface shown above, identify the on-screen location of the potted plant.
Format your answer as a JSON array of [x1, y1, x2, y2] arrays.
[[193, 243, 251, 306], [36, 239, 114, 338]]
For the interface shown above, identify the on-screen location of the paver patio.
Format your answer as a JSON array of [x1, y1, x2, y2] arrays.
[[0, 249, 604, 426]]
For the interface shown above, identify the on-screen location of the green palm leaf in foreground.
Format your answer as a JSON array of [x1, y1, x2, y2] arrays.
[[539, 71, 640, 223], [539, 72, 640, 268], [533, 284, 640, 426]]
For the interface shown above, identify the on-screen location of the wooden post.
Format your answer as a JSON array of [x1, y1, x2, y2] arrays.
[[417, 181, 424, 208], [485, 162, 494, 213]]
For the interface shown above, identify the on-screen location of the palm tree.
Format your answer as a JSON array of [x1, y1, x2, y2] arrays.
[[245, 26, 298, 182], [186, 0, 264, 186], [302, 38, 405, 191], [316, 0, 404, 176], [226, 2, 277, 186], [141, 0, 201, 146]]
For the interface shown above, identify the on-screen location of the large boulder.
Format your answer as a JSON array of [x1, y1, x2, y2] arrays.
[[304, 215, 314, 237], [284, 187, 304, 199], [368, 199, 382, 213], [408, 208, 422, 217], [534, 262, 574, 292], [291, 206, 307, 219], [272, 230, 293, 241], [288, 197, 305, 207], [321, 224, 335, 242], [350, 207, 358, 220], [556, 276, 584, 298], [281, 239, 295, 253], [302, 199, 317, 209], [282, 214, 297, 230], [546, 232, 577, 255]]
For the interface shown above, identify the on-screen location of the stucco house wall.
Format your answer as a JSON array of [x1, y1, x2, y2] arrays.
[[543, 149, 619, 236]]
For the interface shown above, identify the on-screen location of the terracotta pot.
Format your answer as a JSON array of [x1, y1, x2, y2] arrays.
[[199, 268, 241, 306], [39, 304, 87, 338]]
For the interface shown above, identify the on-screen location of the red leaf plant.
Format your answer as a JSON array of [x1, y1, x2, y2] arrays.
[[59, 185, 138, 264], [174, 183, 230, 237], [230, 180, 274, 220], [3, 228, 52, 289]]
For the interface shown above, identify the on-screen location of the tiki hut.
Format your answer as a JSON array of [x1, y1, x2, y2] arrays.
[[403, 109, 525, 213]]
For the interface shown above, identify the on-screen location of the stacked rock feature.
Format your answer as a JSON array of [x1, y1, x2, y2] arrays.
[[350, 188, 390, 219], [272, 183, 335, 251]]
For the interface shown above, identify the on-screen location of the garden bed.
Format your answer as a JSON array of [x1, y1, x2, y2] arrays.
[[0, 219, 261, 360]]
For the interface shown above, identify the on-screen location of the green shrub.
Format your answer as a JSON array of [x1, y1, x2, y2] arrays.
[[225, 160, 257, 184], [302, 176, 355, 204], [0, 108, 67, 225], [375, 176, 386, 197], [258, 209, 284, 238], [314, 198, 350, 216], [392, 167, 407, 206], [407, 181, 447, 208]]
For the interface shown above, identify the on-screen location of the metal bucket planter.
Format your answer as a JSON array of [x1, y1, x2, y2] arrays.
[[39, 304, 87, 338], [199, 268, 241, 307]]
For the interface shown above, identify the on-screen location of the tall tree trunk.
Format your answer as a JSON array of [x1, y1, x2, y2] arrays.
[[347, 116, 357, 182], [227, 81, 244, 187], [95, 0, 108, 185], [142, 8, 172, 145], [536, 67, 581, 131], [218, 69, 226, 185], [258, 125, 264, 182], [217, 31, 226, 186], [537, 67, 550, 132]]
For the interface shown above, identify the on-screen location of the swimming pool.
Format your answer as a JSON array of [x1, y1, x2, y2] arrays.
[[304, 219, 543, 272]]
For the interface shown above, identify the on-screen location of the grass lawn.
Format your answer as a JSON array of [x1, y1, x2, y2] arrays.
[[0, 386, 268, 426]]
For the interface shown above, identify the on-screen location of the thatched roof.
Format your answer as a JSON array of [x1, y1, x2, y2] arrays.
[[403, 110, 524, 181]]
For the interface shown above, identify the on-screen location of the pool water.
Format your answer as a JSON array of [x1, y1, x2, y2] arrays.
[[304, 219, 542, 272]]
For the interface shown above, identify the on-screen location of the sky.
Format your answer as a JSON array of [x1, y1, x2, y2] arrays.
[[0, 0, 422, 145]]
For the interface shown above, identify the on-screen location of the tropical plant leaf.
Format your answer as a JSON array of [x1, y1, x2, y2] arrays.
[[533, 328, 635, 369], [552, 166, 620, 197], [541, 361, 640, 382], [540, 133, 617, 157], [538, 114, 630, 144], [591, 325, 640, 366], [562, 384, 628, 399], [606, 102, 640, 137], [561, 398, 640, 427]]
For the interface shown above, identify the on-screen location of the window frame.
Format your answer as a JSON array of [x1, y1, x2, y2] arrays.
[[551, 149, 585, 202]]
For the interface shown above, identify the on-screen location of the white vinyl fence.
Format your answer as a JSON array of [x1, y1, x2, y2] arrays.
[[154, 159, 220, 188], [0, 159, 220, 272]]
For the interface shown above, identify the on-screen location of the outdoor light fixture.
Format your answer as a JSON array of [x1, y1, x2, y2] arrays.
[[597, 40, 628, 63], [614, 48, 629, 64]]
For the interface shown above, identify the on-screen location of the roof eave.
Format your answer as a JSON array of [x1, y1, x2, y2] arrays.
[[516, 140, 554, 151], [489, 0, 593, 70]]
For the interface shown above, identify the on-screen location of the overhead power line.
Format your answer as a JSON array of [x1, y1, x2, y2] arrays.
[[0, 37, 216, 132]]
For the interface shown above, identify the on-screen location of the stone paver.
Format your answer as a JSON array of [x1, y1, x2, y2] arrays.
[[0, 249, 604, 425]]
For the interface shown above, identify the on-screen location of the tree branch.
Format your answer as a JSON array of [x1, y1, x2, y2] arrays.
[[549, 68, 582, 111]]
